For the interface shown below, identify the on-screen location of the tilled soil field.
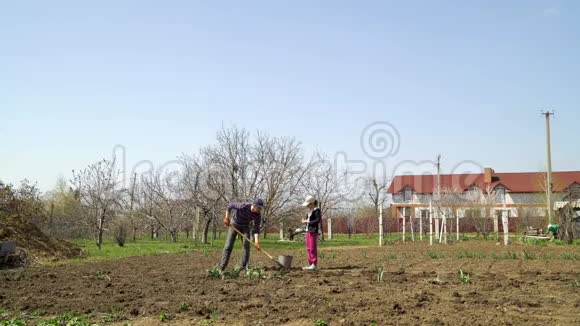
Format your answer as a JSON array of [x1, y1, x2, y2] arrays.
[[1, 241, 579, 325]]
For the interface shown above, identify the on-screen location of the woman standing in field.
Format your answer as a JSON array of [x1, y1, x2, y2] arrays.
[[301, 195, 321, 271]]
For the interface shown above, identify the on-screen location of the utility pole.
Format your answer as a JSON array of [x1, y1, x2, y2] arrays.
[[542, 111, 554, 224], [435, 155, 441, 240], [129, 173, 137, 242], [379, 205, 384, 246], [436, 154, 441, 198]]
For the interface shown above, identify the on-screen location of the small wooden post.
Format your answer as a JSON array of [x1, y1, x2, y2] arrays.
[[439, 215, 443, 244], [419, 211, 423, 241], [502, 214, 509, 246], [435, 215, 440, 241], [443, 213, 448, 244], [439, 212, 445, 244], [327, 217, 333, 240], [493, 209, 499, 241], [429, 202, 433, 246], [402, 208, 406, 243], [410, 208, 415, 242], [456, 209, 460, 241], [379, 205, 384, 246], [279, 222, 284, 240]]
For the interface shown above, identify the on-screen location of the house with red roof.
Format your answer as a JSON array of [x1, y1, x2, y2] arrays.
[[387, 168, 580, 221]]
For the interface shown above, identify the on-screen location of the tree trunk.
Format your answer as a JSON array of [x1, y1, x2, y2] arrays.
[[48, 202, 55, 236], [194, 207, 200, 247], [525, 214, 530, 231], [397, 213, 401, 235], [97, 216, 105, 250], [202, 218, 211, 244], [211, 219, 216, 247], [289, 230, 295, 241], [211, 215, 217, 246], [171, 230, 178, 242]]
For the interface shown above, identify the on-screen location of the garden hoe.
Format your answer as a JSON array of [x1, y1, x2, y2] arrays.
[[230, 225, 290, 270]]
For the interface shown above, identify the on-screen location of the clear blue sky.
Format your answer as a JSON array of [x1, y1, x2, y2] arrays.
[[1, 1, 579, 191]]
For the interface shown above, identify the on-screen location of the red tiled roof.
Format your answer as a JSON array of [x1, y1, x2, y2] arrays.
[[387, 171, 580, 194]]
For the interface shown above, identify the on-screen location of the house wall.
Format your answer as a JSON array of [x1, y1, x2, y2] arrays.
[[391, 191, 553, 218], [392, 194, 404, 203], [508, 193, 539, 205], [392, 192, 440, 204], [507, 193, 547, 217], [414, 194, 432, 204], [392, 191, 555, 204], [567, 183, 580, 199]]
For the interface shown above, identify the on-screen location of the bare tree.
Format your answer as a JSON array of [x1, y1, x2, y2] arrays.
[[209, 125, 257, 201], [337, 208, 357, 239], [431, 187, 467, 242], [191, 126, 263, 242], [141, 171, 190, 242], [13, 179, 47, 227], [254, 133, 311, 238], [43, 177, 84, 239], [71, 159, 123, 250], [557, 186, 580, 243], [517, 206, 543, 231], [180, 152, 227, 244], [121, 178, 150, 242], [139, 185, 161, 240], [365, 177, 389, 214], [463, 185, 498, 239], [301, 152, 351, 240], [181, 126, 312, 240]]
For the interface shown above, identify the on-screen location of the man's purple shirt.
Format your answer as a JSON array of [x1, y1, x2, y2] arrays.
[[228, 202, 262, 235]]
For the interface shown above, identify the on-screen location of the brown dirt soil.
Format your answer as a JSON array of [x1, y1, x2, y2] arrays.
[[0, 217, 83, 265], [1, 242, 579, 325]]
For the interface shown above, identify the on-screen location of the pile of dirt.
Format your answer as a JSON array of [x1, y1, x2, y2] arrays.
[[0, 216, 83, 266]]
